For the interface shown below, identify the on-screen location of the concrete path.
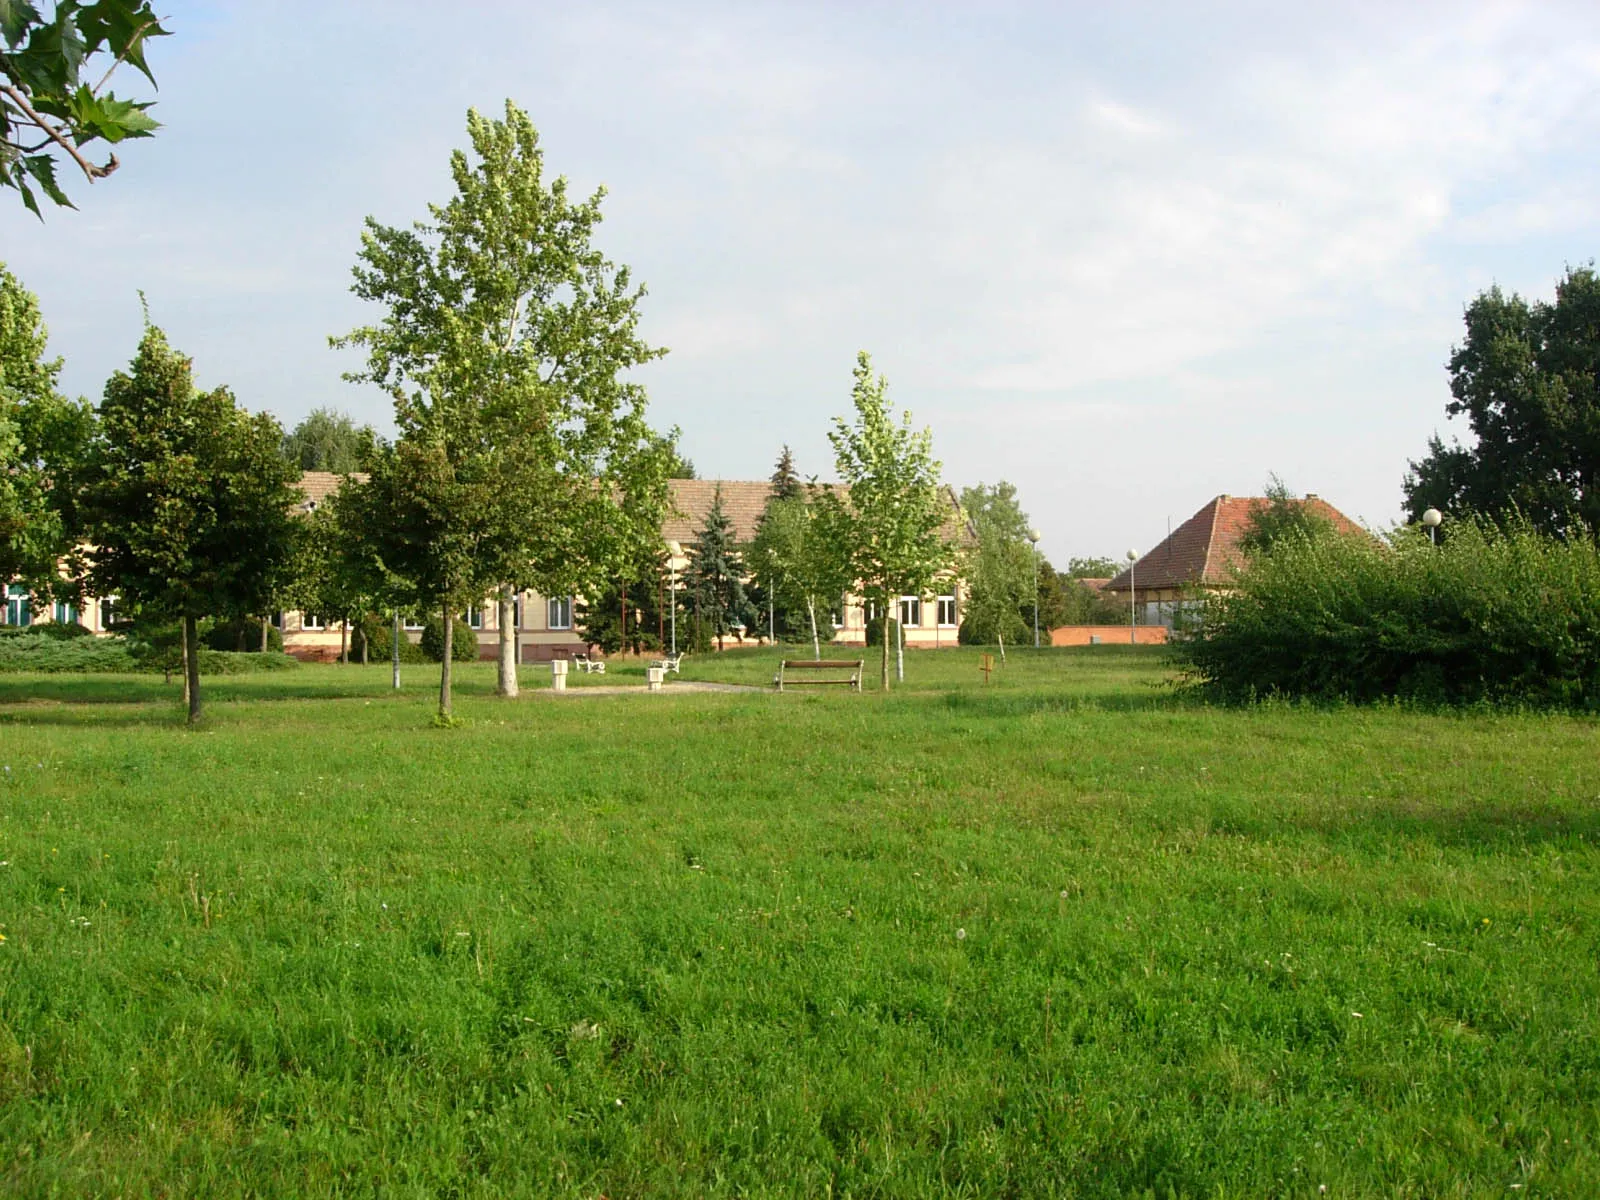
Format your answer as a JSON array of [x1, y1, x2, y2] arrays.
[[543, 680, 765, 697]]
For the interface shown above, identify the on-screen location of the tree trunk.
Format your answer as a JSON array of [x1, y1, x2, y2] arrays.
[[880, 603, 890, 692], [439, 599, 453, 720], [391, 610, 401, 690], [497, 587, 518, 698], [620, 582, 627, 652], [997, 631, 1006, 663], [360, 620, 369, 665], [184, 614, 202, 724], [896, 614, 904, 683], [260, 615, 270, 652], [807, 598, 820, 660], [340, 616, 349, 664], [179, 623, 190, 706]]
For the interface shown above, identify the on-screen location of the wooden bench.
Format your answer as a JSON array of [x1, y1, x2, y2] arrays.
[[570, 652, 606, 675], [775, 658, 864, 691]]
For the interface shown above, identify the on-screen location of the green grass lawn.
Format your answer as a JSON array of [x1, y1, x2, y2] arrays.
[[0, 647, 1596, 1197]]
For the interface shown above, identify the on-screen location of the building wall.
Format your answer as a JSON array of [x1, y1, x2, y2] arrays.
[[1050, 624, 1169, 646]]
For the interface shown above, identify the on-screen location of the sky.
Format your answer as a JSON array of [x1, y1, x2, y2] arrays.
[[5, 0, 1600, 565]]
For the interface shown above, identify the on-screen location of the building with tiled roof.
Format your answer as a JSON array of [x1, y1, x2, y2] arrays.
[[1104, 492, 1364, 628], [273, 473, 974, 661]]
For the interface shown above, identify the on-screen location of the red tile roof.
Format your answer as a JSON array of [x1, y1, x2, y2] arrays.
[[294, 471, 366, 510], [1104, 493, 1364, 592]]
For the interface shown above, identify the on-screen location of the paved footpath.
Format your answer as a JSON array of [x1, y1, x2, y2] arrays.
[[542, 680, 765, 697]]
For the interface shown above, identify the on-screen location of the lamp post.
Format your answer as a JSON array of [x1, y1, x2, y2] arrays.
[[1028, 528, 1041, 649], [666, 539, 682, 656], [1126, 548, 1138, 645], [1422, 507, 1442, 546]]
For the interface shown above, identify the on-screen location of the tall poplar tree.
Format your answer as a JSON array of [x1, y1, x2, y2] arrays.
[[79, 323, 299, 722], [334, 101, 671, 717], [823, 351, 955, 691]]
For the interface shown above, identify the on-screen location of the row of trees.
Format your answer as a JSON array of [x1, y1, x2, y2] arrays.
[[3, 101, 974, 713]]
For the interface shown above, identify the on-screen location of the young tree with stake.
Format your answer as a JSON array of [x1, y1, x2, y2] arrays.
[[822, 352, 955, 691]]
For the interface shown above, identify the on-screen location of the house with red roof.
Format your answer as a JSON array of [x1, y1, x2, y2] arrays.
[[1102, 492, 1364, 629]]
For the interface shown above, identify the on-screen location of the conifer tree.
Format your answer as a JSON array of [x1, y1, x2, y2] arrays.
[[770, 444, 802, 501], [684, 485, 757, 651]]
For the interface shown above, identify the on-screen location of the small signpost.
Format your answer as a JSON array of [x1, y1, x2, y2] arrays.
[[980, 653, 994, 684]]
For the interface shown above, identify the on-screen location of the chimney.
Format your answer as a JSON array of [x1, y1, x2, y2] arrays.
[[1304, 493, 1318, 500]]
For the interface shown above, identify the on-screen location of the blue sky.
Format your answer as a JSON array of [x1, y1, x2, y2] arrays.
[[5, 1, 1599, 563]]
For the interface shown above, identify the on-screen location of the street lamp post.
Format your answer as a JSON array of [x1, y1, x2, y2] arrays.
[[666, 539, 682, 657], [1422, 507, 1442, 546], [1028, 528, 1041, 649], [1126, 548, 1138, 645]]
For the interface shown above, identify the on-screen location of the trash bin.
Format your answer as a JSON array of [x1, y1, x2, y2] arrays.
[[551, 659, 568, 692], [646, 666, 665, 692]]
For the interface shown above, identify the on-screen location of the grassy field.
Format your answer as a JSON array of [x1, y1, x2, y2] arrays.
[[0, 646, 1596, 1197]]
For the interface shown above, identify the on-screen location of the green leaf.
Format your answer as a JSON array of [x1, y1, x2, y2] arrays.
[[22, 152, 73, 208], [0, 0, 43, 48]]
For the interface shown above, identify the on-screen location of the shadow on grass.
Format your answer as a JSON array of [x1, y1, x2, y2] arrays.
[[1210, 800, 1600, 853], [940, 687, 1189, 717]]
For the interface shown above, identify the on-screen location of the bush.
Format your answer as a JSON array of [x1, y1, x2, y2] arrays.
[[0, 632, 137, 672], [1178, 520, 1600, 708], [420, 614, 480, 663], [357, 614, 429, 664], [202, 618, 283, 653], [865, 617, 903, 648], [193, 649, 300, 675], [0, 621, 94, 640]]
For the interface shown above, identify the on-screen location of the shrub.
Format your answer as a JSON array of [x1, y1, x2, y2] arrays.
[[202, 618, 283, 653], [1178, 520, 1600, 708], [357, 614, 429, 664], [0, 621, 94, 640], [193, 649, 300, 674], [0, 632, 138, 673], [420, 614, 480, 663]]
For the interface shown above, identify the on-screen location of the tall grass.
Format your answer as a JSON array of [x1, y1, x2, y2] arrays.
[[1180, 522, 1600, 706]]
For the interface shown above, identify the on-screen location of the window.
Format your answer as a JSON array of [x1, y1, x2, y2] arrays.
[[53, 601, 77, 625], [465, 606, 483, 629], [547, 596, 572, 630], [302, 613, 325, 631], [5, 585, 31, 627], [270, 611, 284, 629], [937, 595, 957, 627], [899, 596, 922, 628], [403, 614, 425, 631], [100, 595, 120, 630], [513, 594, 524, 630]]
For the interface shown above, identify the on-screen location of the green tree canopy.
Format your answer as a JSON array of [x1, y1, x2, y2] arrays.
[[2, 0, 169, 214], [1404, 266, 1600, 537], [78, 323, 299, 721], [769, 444, 802, 501], [281, 407, 378, 473], [0, 261, 91, 597], [823, 351, 955, 689], [334, 101, 672, 715], [748, 490, 851, 658]]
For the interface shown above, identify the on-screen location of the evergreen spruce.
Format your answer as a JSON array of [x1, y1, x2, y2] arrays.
[[684, 485, 757, 651], [770, 445, 803, 501]]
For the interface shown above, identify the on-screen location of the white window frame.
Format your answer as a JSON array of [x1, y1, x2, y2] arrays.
[[465, 605, 483, 630], [937, 594, 957, 627], [899, 596, 922, 628], [403, 614, 425, 631], [513, 594, 524, 630], [302, 613, 325, 631], [547, 596, 572, 630], [99, 595, 120, 630], [6, 585, 31, 627], [53, 600, 76, 625]]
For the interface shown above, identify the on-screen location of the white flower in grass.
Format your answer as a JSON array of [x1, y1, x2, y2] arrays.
[[956, 928, 966, 941]]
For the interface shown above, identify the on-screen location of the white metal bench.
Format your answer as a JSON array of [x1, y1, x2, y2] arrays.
[[649, 654, 683, 675], [570, 652, 606, 675]]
